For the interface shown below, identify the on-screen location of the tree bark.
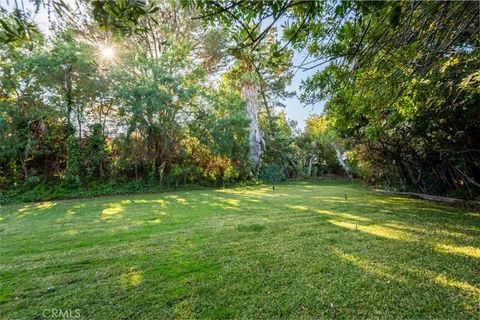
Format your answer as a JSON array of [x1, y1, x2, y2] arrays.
[[332, 142, 351, 178], [241, 82, 264, 172], [307, 154, 315, 177]]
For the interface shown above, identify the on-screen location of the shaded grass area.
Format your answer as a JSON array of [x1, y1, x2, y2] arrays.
[[0, 180, 479, 319], [0, 181, 212, 205]]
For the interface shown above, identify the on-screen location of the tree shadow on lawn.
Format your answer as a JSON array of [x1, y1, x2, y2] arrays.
[[1, 183, 479, 319]]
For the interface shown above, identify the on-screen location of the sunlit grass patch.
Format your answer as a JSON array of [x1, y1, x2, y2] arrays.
[[435, 243, 480, 258], [120, 269, 143, 287], [101, 205, 124, 219]]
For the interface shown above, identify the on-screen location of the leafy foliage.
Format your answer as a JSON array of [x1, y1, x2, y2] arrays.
[[187, 0, 480, 197], [259, 163, 284, 184], [64, 134, 81, 187], [1, 0, 479, 201]]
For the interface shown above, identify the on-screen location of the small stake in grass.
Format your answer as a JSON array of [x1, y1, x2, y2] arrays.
[[272, 185, 276, 191], [355, 222, 358, 231], [330, 302, 337, 320], [344, 193, 347, 200]]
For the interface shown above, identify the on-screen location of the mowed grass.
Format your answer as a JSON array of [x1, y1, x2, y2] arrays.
[[1, 181, 479, 319]]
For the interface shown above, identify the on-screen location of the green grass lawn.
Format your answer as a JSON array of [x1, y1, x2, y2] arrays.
[[1, 180, 479, 319]]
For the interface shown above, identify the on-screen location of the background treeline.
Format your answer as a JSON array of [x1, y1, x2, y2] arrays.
[[298, 0, 480, 199], [188, 0, 479, 199], [1, 0, 479, 202], [0, 2, 343, 203]]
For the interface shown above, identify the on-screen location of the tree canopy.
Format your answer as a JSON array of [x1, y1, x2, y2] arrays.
[[0, 0, 478, 202]]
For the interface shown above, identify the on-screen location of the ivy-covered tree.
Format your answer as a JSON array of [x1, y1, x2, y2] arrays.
[[85, 123, 108, 180], [64, 134, 81, 187]]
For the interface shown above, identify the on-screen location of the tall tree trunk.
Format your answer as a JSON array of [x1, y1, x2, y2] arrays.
[[64, 66, 73, 126], [258, 78, 276, 137], [307, 154, 315, 177], [332, 142, 351, 178], [241, 82, 263, 172], [76, 109, 82, 140]]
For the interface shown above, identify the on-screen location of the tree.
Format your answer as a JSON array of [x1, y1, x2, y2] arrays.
[[294, 116, 341, 178], [188, 0, 480, 197], [33, 31, 102, 139], [64, 134, 81, 186], [224, 28, 293, 172], [85, 123, 108, 179], [0, 33, 68, 184]]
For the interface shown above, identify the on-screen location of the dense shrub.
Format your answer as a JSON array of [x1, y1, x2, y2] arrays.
[[259, 163, 285, 184]]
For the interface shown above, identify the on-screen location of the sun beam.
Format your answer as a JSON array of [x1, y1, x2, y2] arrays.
[[100, 46, 114, 59]]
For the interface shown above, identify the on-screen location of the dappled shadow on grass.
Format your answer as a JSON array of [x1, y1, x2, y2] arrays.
[[0, 181, 479, 318]]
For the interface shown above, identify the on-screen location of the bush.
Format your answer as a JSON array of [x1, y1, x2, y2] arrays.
[[0, 180, 212, 204], [259, 163, 285, 184]]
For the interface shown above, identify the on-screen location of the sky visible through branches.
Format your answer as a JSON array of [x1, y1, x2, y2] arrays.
[[24, 1, 322, 129]]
